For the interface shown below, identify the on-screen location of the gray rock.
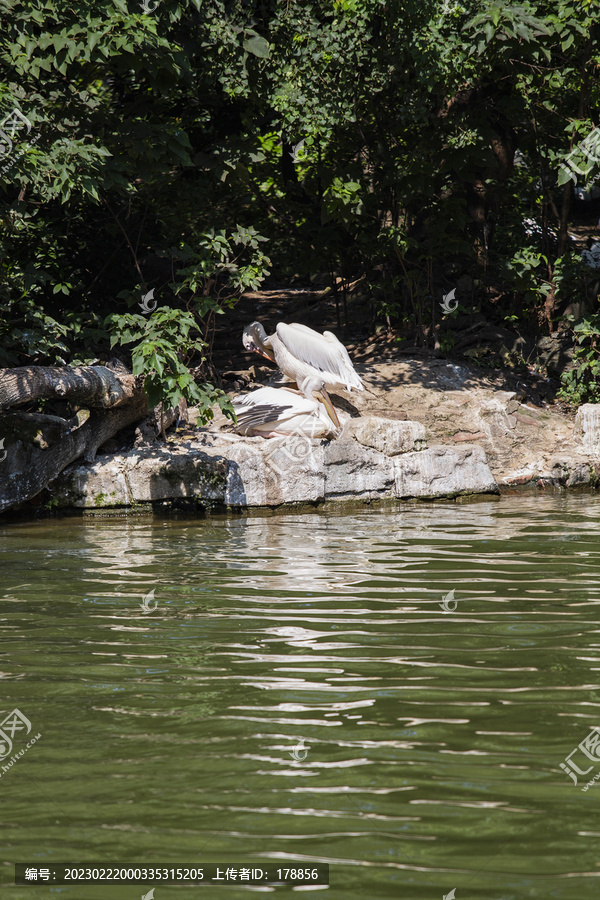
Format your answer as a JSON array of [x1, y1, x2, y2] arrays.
[[343, 416, 426, 456], [394, 446, 499, 499], [126, 451, 227, 504], [566, 464, 593, 488], [324, 438, 394, 498], [53, 448, 227, 508], [51, 421, 499, 512], [548, 457, 594, 487], [224, 438, 325, 507], [53, 459, 131, 508], [575, 404, 600, 454], [477, 397, 518, 438]]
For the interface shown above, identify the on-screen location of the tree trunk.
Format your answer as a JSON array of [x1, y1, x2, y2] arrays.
[[0, 364, 137, 410], [0, 363, 149, 513]]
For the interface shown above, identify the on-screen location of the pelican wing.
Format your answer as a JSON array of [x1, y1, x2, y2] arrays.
[[234, 402, 294, 433], [276, 322, 363, 390], [233, 386, 308, 433], [232, 385, 337, 438]]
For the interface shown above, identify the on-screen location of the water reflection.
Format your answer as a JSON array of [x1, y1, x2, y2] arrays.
[[1, 495, 600, 898]]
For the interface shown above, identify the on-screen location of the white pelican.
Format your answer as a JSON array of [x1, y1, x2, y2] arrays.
[[242, 321, 364, 393], [232, 377, 340, 438]]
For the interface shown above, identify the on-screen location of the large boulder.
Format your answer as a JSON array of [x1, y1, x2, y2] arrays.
[[323, 438, 394, 499], [224, 437, 325, 506], [52, 447, 227, 508], [342, 416, 426, 456], [394, 445, 499, 499]]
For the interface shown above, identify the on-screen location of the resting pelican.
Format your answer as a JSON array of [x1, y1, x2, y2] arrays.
[[242, 321, 363, 393], [233, 377, 340, 438]]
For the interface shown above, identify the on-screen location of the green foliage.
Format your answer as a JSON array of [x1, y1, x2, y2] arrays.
[[168, 227, 271, 308], [501, 248, 551, 308], [559, 314, 600, 406], [106, 306, 234, 422], [1, 0, 600, 393], [322, 179, 363, 226], [107, 226, 270, 421]]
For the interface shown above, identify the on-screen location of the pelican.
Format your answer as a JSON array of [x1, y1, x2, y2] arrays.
[[242, 321, 364, 393], [233, 377, 340, 438]]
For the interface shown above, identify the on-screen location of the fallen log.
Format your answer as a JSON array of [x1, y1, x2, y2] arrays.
[[0, 364, 138, 410], [0, 362, 149, 513]]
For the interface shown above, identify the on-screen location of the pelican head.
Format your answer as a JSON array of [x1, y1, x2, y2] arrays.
[[242, 321, 274, 360], [299, 376, 341, 429]]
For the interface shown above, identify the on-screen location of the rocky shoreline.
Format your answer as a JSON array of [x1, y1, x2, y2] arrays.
[[51, 418, 497, 512], [46, 355, 600, 515]]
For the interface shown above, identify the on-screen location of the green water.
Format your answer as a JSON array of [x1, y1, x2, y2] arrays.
[[1, 494, 600, 899]]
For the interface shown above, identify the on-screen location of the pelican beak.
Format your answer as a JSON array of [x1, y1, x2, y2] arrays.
[[315, 387, 341, 429], [245, 341, 275, 363]]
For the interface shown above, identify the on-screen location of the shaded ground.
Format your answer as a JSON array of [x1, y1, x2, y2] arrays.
[[210, 204, 600, 402]]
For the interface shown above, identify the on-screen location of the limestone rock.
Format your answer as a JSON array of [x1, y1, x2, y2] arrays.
[[125, 451, 226, 504], [547, 457, 594, 488], [51, 424, 503, 511], [477, 397, 517, 438], [224, 438, 325, 507], [10, 343, 600, 517], [342, 416, 426, 456], [575, 404, 600, 454], [349, 358, 582, 487], [394, 446, 499, 499], [53, 448, 227, 508], [323, 438, 394, 498], [53, 458, 131, 508]]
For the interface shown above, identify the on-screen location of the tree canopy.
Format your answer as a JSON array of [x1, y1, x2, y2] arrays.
[[1, 0, 599, 414]]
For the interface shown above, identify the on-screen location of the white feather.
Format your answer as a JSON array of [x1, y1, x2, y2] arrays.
[[233, 386, 336, 437], [271, 322, 363, 391]]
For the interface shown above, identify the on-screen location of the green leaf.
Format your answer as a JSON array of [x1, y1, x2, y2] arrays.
[[243, 34, 270, 58], [557, 165, 575, 186]]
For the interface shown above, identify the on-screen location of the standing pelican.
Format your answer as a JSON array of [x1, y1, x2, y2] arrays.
[[233, 377, 340, 438], [242, 321, 364, 393]]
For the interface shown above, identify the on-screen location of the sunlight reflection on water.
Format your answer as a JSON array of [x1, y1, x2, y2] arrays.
[[1, 494, 600, 897]]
